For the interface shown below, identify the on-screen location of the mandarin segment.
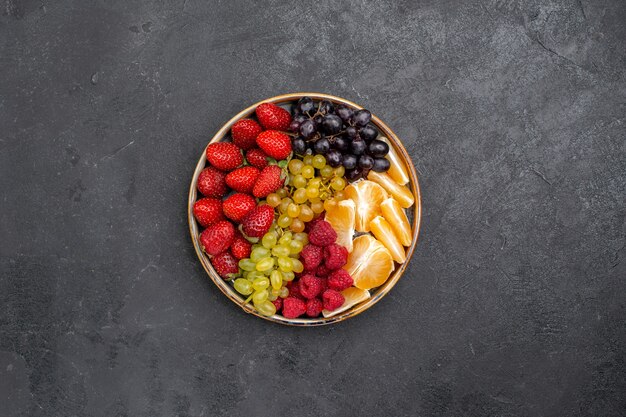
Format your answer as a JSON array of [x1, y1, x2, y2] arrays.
[[325, 199, 356, 252], [367, 171, 414, 208], [380, 136, 410, 185], [380, 197, 412, 246], [344, 235, 394, 290], [344, 180, 388, 232], [369, 216, 406, 264]]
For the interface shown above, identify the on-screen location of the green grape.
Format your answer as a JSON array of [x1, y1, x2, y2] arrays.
[[282, 271, 295, 282], [293, 175, 307, 189], [319, 190, 330, 200], [238, 258, 256, 271], [279, 231, 292, 245], [278, 256, 293, 272], [305, 186, 319, 199], [271, 287, 281, 297], [250, 247, 270, 263], [288, 240, 304, 254], [320, 165, 334, 178], [255, 300, 276, 317], [278, 197, 292, 213], [290, 218, 305, 233], [276, 188, 288, 198], [298, 205, 314, 222], [252, 289, 268, 304], [268, 292, 278, 301], [309, 177, 322, 187], [252, 277, 270, 291], [266, 193, 281, 207], [287, 203, 301, 218], [242, 271, 249, 279], [288, 159, 304, 174], [255, 257, 275, 271], [234, 278, 253, 295], [279, 286, 289, 298], [302, 165, 315, 179], [291, 258, 304, 273], [331, 177, 346, 190], [277, 214, 292, 228], [302, 155, 313, 166], [312, 154, 326, 169], [247, 271, 264, 281], [270, 270, 282, 289], [310, 200, 324, 214], [272, 245, 290, 257], [293, 188, 307, 204], [262, 232, 278, 248], [334, 166, 345, 177], [293, 232, 309, 245]]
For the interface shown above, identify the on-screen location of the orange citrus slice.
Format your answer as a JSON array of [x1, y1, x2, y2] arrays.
[[381, 197, 412, 246], [370, 216, 406, 263], [344, 180, 388, 232], [344, 235, 394, 290], [325, 199, 356, 252], [367, 171, 414, 208], [322, 287, 371, 318], [380, 137, 410, 185]]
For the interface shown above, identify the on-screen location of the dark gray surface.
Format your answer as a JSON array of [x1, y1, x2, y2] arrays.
[[1, 0, 625, 416]]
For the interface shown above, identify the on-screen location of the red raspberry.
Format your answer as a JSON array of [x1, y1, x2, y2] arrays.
[[322, 289, 345, 311], [305, 298, 323, 318], [298, 275, 323, 299], [300, 244, 323, 271], [286, 281, 304, 300], [324, 244, 348, 270], [315, 264, 330, 278], [271, 298, 283, 312], [327, 269, 354, 291], [305, 212, 326, 232], [230, 232, 252, 260], [308, 220, 337, 247], [282, 297, 306, 318], [319, 278, 328, 293]]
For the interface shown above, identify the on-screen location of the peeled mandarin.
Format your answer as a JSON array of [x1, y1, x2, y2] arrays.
[[380, 197, 412, 246], [324, 199, 356, 252], [322, 287, 371, 318], [367, 171, 414, 208], [369, 216, 406, 263], [344, 180, 388, 232], [344, 235, 394, 290], [380, 136, 410, 185]]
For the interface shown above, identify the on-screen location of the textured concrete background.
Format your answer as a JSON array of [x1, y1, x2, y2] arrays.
[[1, 0, 625, 416]]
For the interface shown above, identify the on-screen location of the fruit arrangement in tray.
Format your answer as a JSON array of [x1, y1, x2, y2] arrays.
[[190, 95, 419, 323]]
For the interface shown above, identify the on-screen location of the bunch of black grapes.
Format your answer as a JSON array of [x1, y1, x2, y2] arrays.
[[288, 96, 391, 181]]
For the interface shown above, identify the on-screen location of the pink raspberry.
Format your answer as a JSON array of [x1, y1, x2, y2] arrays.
[[308, 220, 337, 247], [305, 298, 324, 318], [327, 269, 354, 291], [298, 275, 323, 299], [316, 263, 331, 278], [319, 278, 328, 293], [282, 297, 306, 318], [300, 244, 323, 271], [286, 281, 304, 300], [305, 212, 326, 232], [324, 244, 348, 270], [271, 298, 283, 312], [322, 289, 345, 311]]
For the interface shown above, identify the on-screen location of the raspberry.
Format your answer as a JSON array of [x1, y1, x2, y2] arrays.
[[282, 297, 306, 318], [315, 264, 330, 278], [308, 220, 337, 247], [300, 244, 323, 271], [286, 281, 304, 300], [271, 298, 283, 312], [327, 269, 354, 291], [319, 278, 328, 293], [305, 212, 326, 232], [322, 289, 345, 311], [324, 244, 348, 270], [305, 298, 323, 318], [298, 275, 323, 299]]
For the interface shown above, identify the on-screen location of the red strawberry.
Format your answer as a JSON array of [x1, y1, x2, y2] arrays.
[[231, 119, 262, 150], [211, 250, 239, 279], [253, 165, 285, 198], [193, 197, 224, 228], [246, 148, 269, 169], [200, 220, 235, 256], [231, 231, 252, 259], [205, 142, 243, 171], [197, 167, 227, 198], [222, 193, 256, 222], [255, 130, 292, 160], [241, 204, 274, 238], [225, 166, 260, 194], [255, 103, 292, 131]]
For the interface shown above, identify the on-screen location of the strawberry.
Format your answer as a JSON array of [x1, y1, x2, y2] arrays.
[[241, 204, 275, 238], [193, 197, 224, 228], [231, 119, 262, 150], [255, 103, 292, 131], [225, 166, 260, 194], [200, 220, 235, 256], [205, 142, 243, 171], [246, 148, 269, 169], [255, 130, 292, 160], [211, 250, 239, 279], [253, 165, 285, 198], [231, 232, 252, 259], [222, 193, 256, 222], [197, 167, 227, 198]]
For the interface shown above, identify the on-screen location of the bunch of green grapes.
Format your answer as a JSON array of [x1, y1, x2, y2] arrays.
[[266, 155, 347, 232], [233, 228, 308, 316]]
